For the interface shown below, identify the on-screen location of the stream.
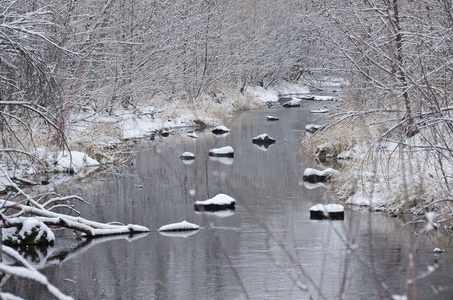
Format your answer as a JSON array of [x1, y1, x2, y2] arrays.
[[4, 96, 453, 299]]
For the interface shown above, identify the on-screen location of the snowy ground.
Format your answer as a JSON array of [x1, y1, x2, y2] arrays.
[[64, 83, 309, 160]]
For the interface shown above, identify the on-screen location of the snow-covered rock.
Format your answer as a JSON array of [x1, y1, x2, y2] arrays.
[[36, 149, 100, 174], [306, 124, 322, 134], [310, 204, 344, 220], [283, 97, 301, 107], [180, 152, 196, 160], [252, 134, 276, 145], [212, 125, 230, 135], [303, 168, 340, 183], [266, 115, 279, 121], [194, 193, 236, 211], [3, 219, 55, 246], [158, 220, 199, 232], [209, 146, 234, 157]]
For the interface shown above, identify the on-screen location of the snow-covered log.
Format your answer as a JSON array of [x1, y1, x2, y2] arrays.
[[310, 204, 344, 220], [0, 200, 150, 237], [194, 193, 236, 211]]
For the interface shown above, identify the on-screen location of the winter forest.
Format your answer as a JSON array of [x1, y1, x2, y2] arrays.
[[1, 0, 453, 299]]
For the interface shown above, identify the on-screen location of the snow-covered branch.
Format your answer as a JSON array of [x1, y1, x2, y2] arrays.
[[0, 245, 74, 300], [1, 199, 150, 237]]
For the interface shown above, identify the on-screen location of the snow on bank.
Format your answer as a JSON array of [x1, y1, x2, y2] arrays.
[[67, 83, 298, 148], [35, 149, 100, 174], [283, 98, 301, 107]]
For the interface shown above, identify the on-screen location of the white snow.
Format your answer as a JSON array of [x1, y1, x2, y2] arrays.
[[310, 204, 344, 213], [310, 108, 329, 113], [283, 97, 301, 107], [267, 81, 310, 96], [22, 219, 55, 243], [337, 150, 352, 160], [345, 190, 386, 209], [313, 95, 337, 101], [209, 146, 234, 155], [35, 149, 100, 174], [121, 113, 161, 139], [306, 124, 322, 131], [158, 220, 200, 231], [245, 86, 279, 103], [195, 193, 236, 206], [3, 218, 55, 245]]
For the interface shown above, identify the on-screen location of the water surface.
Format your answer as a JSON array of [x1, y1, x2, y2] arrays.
[[4, 99, 453, 299]]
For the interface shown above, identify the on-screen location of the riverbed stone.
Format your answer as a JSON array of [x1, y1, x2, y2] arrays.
[[212, 125, 230, 135], [194, 194, 236, 211], [252, 134, 276, 145], [303, 168, 340, 183], [209, 146, 234, 157], [310, 204, 344, 220]]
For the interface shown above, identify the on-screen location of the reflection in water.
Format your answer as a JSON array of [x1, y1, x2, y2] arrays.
[[158, 230, 199, 238], [4, 100, 453, 299], [209, 156, 234, 165]]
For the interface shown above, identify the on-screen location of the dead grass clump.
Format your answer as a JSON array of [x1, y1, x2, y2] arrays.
[[303, 117, 371, 161]]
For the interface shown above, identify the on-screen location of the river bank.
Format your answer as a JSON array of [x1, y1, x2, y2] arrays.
[[64, 82, 312, 164], [303, 96, 453, 231]]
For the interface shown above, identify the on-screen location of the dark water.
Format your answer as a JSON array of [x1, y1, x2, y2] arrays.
[[4, 99, 453, 299]]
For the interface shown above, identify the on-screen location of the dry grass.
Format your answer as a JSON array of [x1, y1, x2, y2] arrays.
[[303, 96, 453, 229]]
